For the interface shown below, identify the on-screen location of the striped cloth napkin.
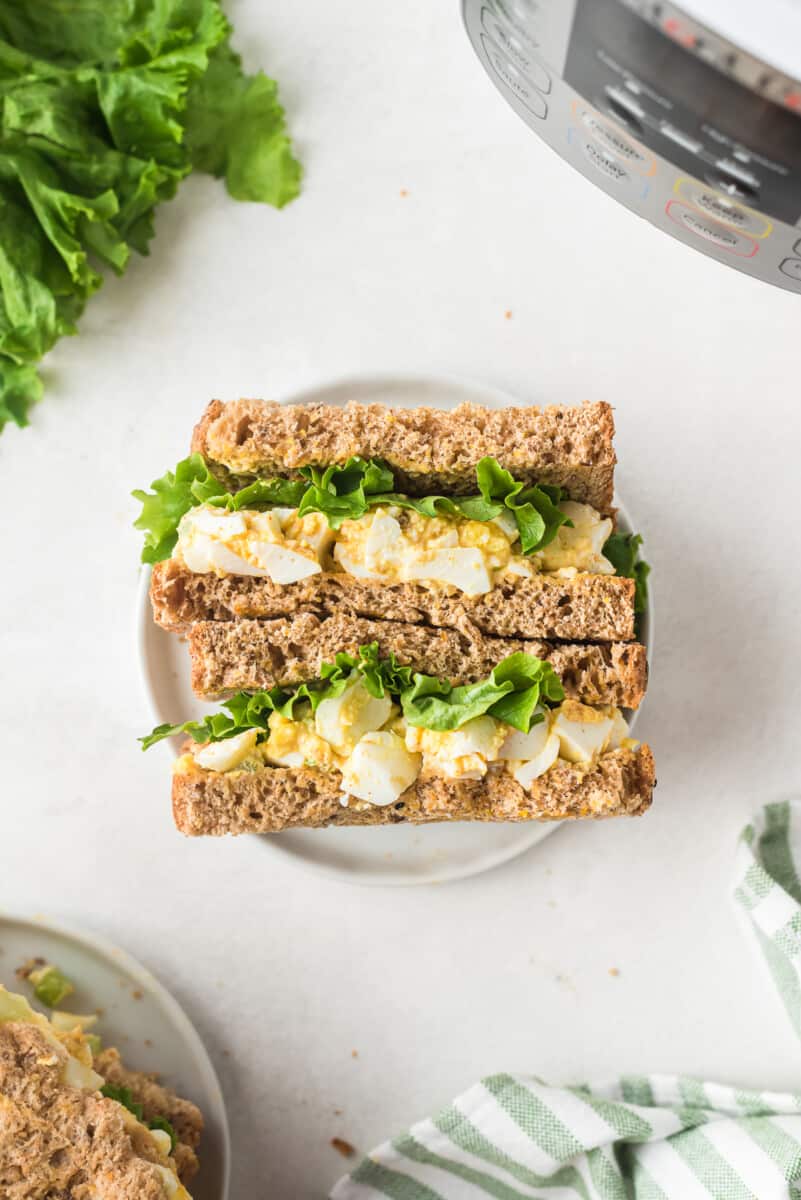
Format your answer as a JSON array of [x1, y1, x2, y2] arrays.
[[332, 802, 801, 1199]]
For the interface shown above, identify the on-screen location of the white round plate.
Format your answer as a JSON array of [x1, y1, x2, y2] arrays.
[[0, 910, 230, 1200], [136, 374, 652, 887]]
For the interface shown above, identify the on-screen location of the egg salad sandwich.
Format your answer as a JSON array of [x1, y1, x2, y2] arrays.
[[135, 399, 649, 642], [0, 984, 202, 1199], [142, 643, 655, 836]]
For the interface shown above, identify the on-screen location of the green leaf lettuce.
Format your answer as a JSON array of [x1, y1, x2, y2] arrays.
[[141, 646, 564, 749], [0, 0, 301, 432], [101, 1083, 176, 1148], [133, 454, 573, 562], [602, 531, 651, 614], [132, 453, 305, 563]]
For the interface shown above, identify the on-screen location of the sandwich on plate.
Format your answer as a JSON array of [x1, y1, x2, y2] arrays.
[[0, 980, 202, 1198], [136, 399, 648, 642], [135, 397, 653, 836], [143, 643, 655, 836]]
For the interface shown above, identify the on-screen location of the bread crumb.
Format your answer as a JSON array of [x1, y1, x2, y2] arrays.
[[144, 1038, 153, 1047], [504, 310, 513, 319], [16, 956, 45, 980], [132, 989, 143, 1001], [609, 967, 620, 977], [399, 188, 408, 197], [351, 1050, 358, 1059], [331, 1137, 356, 1158], [334, 1108, 343, 1116]]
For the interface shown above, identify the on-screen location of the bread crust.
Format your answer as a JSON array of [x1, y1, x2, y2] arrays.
[[0, 1024, 188, 1198], [172, 746, 655, 836], [191, 398, 617, 514], [151, 558, 636, 642], [186, 612, 648, 707]]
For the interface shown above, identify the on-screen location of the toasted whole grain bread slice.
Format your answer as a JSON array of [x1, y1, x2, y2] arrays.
[[151, 558, 636, 642], [172, 745, 655, 835], [95, 1047, 203, 1185], [0, 1023, 188, 1199], [186, 612, 648, 707], [191, 398, 617, 514]]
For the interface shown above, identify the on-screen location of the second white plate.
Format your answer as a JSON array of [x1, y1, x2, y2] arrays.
[[136, 374, 651, 886], [0, 910, 230, 1200]]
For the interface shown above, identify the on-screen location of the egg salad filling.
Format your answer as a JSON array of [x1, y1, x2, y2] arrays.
[[160, 665, 635, 810], [173, 500, 615, 597], [136, 453, 650, 608]]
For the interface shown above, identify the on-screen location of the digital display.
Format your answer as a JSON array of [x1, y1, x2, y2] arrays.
[[563, 0, 801, 223]]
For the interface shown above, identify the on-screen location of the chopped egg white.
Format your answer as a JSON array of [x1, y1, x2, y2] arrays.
[[512, 733, 561, 789], [50, 1010, 98, 1033], [405, 716, 507, 780], [154, 1163, 191, 1199], [340, 731, 421, 806], [334, 507, 516, 597], [194, 728, 259, 772], [183, 682, 631, 802], [314, 676, 393, 754], [175, 505, 327, 583], [534, 502, 615, 575], [552, 699, 615, 764], [149, 1127, 173, 1157], [497, 713, 550, 760], [608, 709, 631, 749], [174, 496, 616, 593]]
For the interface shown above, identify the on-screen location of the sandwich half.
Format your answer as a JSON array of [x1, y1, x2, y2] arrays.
[[143, 643, 655, 837], [0, 986, 201, 1198], [136, 399, 649, 642]]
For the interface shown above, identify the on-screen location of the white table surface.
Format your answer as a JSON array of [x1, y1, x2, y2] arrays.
[[2, 2, 800, 1196]]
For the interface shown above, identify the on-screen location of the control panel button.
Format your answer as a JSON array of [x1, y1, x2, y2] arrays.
[[581, 140, 631, 183], [603, 86, 646, 136], [604, 86, 644, 122], [576, 107, 655, 175], [581, 113, 643, 162], [489, 0, 542, 50], [481, 5, 544, 79], [707, 159, 760, 202], [665, 201, 759, 257], [779, 258, 801, 281], [673, 178, 771, 238], [659, 123, 703, 155], [480, 35, 548, 119], [498, 0, 542, 16]]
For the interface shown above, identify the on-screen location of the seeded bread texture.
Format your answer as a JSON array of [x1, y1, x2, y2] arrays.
[[152, 558, 636, 642], [0, 1023, 184, 1199], [187, 612, 648, 707], [95, 1048, 202, 1185], [191, 398, 617, 513], [172, 745, 655, 835]]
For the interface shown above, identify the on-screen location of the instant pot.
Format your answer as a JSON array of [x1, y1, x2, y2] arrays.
[[463, 0, 801, 292]]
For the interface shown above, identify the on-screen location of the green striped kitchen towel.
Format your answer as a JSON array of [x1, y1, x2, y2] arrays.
[[332, 802, 801, 1199]]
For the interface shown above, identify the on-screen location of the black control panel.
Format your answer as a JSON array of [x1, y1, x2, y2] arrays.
[[564, 0, 801, 224]]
